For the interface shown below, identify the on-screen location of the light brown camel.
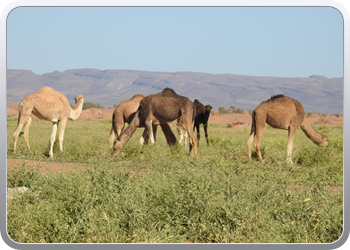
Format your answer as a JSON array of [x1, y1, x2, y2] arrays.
[[108, 94, 176, 147], [247, 94, 329, 164], [13, 86, 85, 157], [112, 88, 198, 160], [108, 94, 150, 147]]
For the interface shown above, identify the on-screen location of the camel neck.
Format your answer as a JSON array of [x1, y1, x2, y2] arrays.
[[69, 100, 84, 121]]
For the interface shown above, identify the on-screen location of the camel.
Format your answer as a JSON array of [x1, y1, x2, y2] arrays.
[[13, 86, 85, 157], [112, 88, 198, 160], [108, 94, 176, 147], [108, 94, 150, 147], [177, 99, 212, 146], [193, 100, 212, 145], [247, 94, 329, 164]]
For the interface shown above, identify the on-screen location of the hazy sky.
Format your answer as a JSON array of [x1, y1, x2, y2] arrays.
[[7, 6, 343, 78]]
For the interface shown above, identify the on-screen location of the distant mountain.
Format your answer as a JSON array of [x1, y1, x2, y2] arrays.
[[6, 68, 343, 114]]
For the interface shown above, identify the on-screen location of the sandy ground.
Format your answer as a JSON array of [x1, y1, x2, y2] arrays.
[[7, 104, 343, 172]]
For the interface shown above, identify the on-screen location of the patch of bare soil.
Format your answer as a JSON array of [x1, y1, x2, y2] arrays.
[[7, 158, 88, 174]]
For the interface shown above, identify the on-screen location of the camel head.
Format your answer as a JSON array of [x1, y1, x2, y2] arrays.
[[317, 135, 329, 147], [205, 105, 212, 113], [69, 95, 85, 121], [74, 95, 85, 103]]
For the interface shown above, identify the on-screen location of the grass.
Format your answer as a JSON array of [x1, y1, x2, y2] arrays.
[[6, 118, 343, 243]]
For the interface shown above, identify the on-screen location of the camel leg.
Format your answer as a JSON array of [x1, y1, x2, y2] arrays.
[[23, 116, 32, 152], [185, 123, 198, 160], [177, 127, 184, 144], [254, 127, 265, 164], [203, 123, 209, 146], [195, 123, 200, 146], [49, 122, 58, 157], [153, 125, 158, 142], [109, 115, 125, 148], [177, 127, 188, 145], [140, 129, 149, 145], [58, 118, 67, 153], [112, 113, 140, 155], [160, 123, 177, 145], [247, 132, 255, 161], [286, 125, 297, 164], [13, 122, 24, 154], [140, 125, 157, 145], [13, 106, 32, 154], [108, 126, 115, 148], [183, 130, 188, 146], [145, 120, 155, 144]]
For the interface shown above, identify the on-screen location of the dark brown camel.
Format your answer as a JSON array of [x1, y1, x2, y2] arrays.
[[193, 99, 212, 145], [247, 94, 329, 164], [109, 94, 177, 147], [112, 88, 198, 160]]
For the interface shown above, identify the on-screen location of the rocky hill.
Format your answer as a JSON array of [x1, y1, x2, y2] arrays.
[[6, 69, 343, 114]]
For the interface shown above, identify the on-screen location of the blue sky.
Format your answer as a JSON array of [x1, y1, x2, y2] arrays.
[[7, 6, 343, 78]]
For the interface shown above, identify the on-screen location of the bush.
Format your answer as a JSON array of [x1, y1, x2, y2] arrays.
[[82, 102, 104, 110], [218, 106, 246, 114]]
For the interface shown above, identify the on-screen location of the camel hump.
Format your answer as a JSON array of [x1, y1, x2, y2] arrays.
[[131, 94, 144, 99], [194, 99, 205, 114], [267, 94, 285, 101], [162, 88, 177, 95], [40, 86, 54, 91], [38, 86, 59, 95]]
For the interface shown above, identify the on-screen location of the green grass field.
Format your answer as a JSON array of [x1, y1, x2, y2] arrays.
[[6, 117, 343, 243]]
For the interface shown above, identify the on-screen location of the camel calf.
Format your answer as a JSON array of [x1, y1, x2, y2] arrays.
[[112, 88, 198, 160], [247, 94, 328, 164]]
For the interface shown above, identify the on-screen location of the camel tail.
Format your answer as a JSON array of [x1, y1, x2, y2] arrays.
[[249, 110, 256, 136], [192, 102, 197, 123], [112, 112, 116, 134], [247, 110, 256, 160], [15, 102, 30, 126], [16, 102, 25, 123], [300, 117, 329, 147], [109, 112, 116, 147]]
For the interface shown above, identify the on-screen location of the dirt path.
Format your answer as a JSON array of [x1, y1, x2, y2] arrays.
[[7, 158, 88, 173]]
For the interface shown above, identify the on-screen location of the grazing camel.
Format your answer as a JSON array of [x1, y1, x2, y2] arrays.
[[247, 94, 329, 164], [108, 94, 151, 147], [108, 94, 176, 147], [177, 99, 212, 146], [112, 88, 198, 160], [13, 86, 85, 157]]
